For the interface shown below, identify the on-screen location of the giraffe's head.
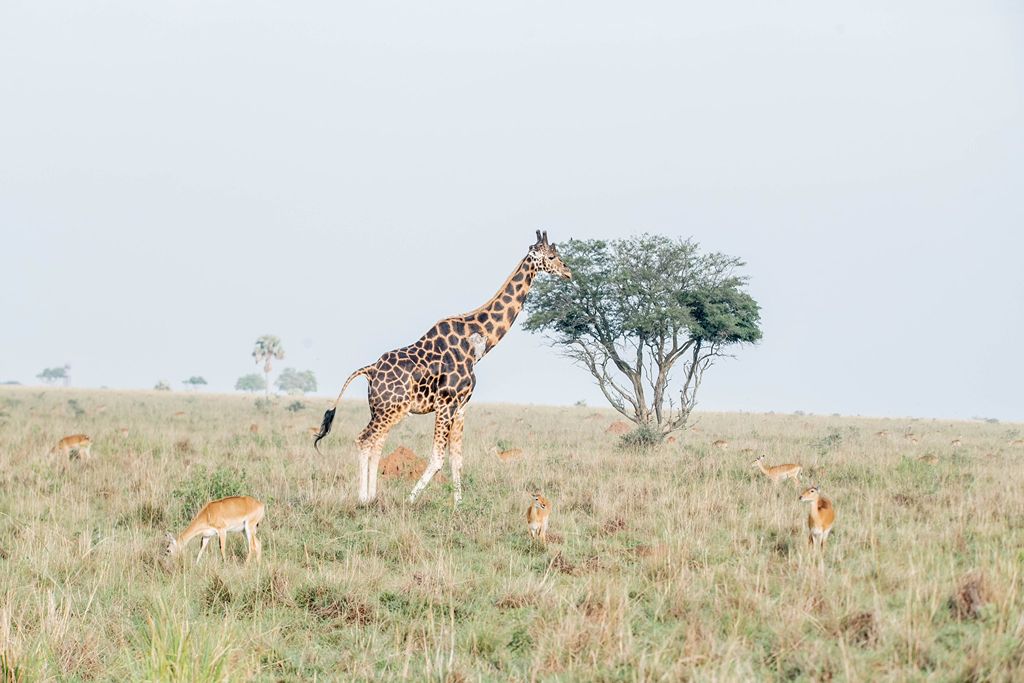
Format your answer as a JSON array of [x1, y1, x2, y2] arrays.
[[528, 230, 572, 280]]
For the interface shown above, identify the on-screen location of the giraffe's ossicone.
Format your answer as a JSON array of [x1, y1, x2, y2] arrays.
[[315, 230, 572, 506]]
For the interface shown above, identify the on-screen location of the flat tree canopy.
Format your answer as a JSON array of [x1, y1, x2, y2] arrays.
[[524, 234, 761, 435]]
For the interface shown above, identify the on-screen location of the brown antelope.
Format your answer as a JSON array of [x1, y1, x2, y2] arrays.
[[950, 438, 962, 447], [249, 423, 260, 434], [799, 486, 835, 550], [918, 454, 939, 465], [526, 492, 551, 543], [118, 427, 130, 438], [165, 496, 265, 564], [874, 430, 889, 438], [491, 446, 523, 461], [51, 434, 92, 460], [751, 454, 802, 485], [712, 439, 729, 450], [1010, 439, 1024, 447]]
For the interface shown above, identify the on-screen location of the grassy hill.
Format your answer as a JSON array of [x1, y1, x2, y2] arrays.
[[0, 387, 1021, 681]]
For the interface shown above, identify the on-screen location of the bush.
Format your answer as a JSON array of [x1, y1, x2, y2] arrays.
[[171, 466, 249, 525], [619, 424, 663, 451], [285, 401, 306, 413]]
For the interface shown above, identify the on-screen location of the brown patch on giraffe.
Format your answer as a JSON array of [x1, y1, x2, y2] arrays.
[[379, 447, 447, 483], [606, 421, 630, 435]]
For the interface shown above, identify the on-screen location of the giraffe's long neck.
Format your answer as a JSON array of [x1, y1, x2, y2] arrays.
[[466, 256, 538, 354]]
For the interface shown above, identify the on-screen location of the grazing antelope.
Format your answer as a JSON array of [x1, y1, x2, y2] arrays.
[[249, 423, 260, 434], [1010, 439, 1024, 447], [751, 454, 802, 485], [874, 430, 889, 438], [526, 492, 551, 543], [493, 447, 523, 461], [918, 454, 939, 465], [51, 434, 92, 460], [799, 486, 835, 550], [165, 496, 265, 564], [712, 439, 729, 450], [950, 438, 962, 447], [173, 411, 186, 417], [118, 427, 130, 438]]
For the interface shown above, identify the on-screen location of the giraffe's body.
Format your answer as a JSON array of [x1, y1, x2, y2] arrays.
[[315, 231, 571, 506]]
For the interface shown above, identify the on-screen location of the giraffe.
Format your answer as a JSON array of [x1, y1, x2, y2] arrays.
[[314, 230, 572, 506]]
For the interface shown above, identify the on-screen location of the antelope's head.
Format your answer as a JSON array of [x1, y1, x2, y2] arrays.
[[799, 486, 820, 503], [164, 533, 179, 556]]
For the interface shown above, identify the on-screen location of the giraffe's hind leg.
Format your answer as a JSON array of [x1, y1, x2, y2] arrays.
[[355, 402, 409, 505]]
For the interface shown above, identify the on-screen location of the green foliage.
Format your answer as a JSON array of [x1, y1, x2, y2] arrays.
[[814, 429, 844, 455], [182, 376, 207, 390], [154, 380, 171, 391], [234, 374, 266, 393], [36, 366, 67, 384], [275, 368, 317, 395], [254, 397, 275, 414], [67, 398, 86, 418], [619, 424, 664, 451], [171, 466, 248, 525], [285, 400, 307, 413], [524, 234, 761, 431]]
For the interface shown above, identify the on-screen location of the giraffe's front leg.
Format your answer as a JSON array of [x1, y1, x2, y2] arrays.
[[449, 406, 466, 507], [408, 404, 456, 503]]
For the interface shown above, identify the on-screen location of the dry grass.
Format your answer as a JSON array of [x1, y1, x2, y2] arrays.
[[0, 387, 1023, 680]]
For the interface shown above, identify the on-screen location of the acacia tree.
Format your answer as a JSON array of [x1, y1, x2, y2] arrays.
[[182, 376, 207, 391], [235, 374, 266, 393], [37, 366, 68, 385], [523, 235, 761, 437], [275, 368, 317, 395], [251, 335, 285, 397]]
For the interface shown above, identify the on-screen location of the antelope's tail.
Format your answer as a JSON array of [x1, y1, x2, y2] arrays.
[[313, 364, 375, 453]]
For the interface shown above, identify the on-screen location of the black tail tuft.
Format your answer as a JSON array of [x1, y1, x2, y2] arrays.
[[313, 408, 336, 453]]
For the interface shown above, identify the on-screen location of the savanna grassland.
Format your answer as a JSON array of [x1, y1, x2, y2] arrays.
[[1, 387, 1023, 682]]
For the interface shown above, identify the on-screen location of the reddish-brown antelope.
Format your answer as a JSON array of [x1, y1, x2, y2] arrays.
[[165, 496, 265, 564], [712, 439, 729, 450], [527, 492, 551, 543], [51, 434, 92, 460], [751, 454, 802, 485], [799, 486, 835, 550]]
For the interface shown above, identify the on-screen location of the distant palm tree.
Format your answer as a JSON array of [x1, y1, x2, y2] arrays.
[[251, 335, 285, 397]]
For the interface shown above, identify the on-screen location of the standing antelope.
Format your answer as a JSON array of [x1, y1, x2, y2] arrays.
[[165, 496, 265, 564], [751, 454, 802, 485], [799, 486, 835, 550], [527, 492, 551, 543], [51, 434, 92, 460]]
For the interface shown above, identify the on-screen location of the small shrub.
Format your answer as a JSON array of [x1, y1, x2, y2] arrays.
[[171, 466, 248, 525], [254, 397, 274, 414], [508, 625, 533, 653], [813, 429, 843, 455], [285, 401, 306, 413], [67, 399, 86, 418], [619, 424, 663, 451]]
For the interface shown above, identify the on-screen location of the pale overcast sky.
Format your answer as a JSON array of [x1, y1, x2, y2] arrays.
[[1, 2, 1021, 421]]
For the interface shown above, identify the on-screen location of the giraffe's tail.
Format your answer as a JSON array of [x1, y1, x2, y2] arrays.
[[313, 364, 375, 453]]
